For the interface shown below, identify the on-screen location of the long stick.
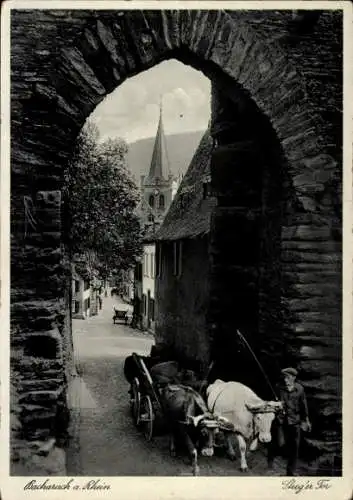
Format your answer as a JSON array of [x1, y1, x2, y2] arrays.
[[236, 329, 278, 401], [198, 360, 214, 395]]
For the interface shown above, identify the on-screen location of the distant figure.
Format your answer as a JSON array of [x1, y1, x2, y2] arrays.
[[131, 296, 141, 329], [268, 368, 311, 476], [98, 295, 102, 310]]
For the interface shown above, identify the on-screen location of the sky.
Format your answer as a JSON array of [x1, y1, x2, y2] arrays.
[[89, 59, 211, 144]]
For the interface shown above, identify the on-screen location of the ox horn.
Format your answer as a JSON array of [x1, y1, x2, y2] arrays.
[[270, 401, 283, 411], [189, 415, 205, 427], [217, 415, 235, 432], [261, 401, 283, 412], [246, 402, 263, 412]]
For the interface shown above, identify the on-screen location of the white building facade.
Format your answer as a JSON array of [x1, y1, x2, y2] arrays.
[[72, 271, 91, 319], [142, 243, 156, 331]]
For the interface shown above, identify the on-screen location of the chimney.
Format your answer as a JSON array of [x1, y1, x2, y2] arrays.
[[140, 175, 145, 188]]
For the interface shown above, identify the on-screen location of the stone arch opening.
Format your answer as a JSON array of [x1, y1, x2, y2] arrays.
[[148, 59, 298, 397], [11, 9, 341, 474], [206, 68, 293, 393], [52, 18, 302, 385]]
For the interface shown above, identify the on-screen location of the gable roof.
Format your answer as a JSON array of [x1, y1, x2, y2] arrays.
[[156, 128, 216, 241]]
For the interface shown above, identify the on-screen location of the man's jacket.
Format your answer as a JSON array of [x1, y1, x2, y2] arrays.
[[278, 382, 309, 425]]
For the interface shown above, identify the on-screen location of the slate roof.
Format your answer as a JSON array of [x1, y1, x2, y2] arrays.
[[156, 129, 216, 241], [145, 106, 170, 184]]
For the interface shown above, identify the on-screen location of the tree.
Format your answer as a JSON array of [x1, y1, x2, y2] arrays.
[[66, 121, 142, 280]]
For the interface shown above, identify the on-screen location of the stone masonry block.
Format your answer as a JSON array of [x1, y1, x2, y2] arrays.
[[36, 190, 61, 208]]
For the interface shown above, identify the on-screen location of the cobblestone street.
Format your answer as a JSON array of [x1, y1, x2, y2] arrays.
[[66, 295, 287, 476]]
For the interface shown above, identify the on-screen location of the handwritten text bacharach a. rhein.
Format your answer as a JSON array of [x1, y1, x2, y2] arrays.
[[24, 478, 111, 491]]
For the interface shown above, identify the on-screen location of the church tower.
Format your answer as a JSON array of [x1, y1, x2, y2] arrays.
[[140, 101, 178, 233]]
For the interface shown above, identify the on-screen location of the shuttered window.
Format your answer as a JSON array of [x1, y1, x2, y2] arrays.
[[150, 298, 155, 321], [150, 254, 154, 278], [156, 243, 162, 277]]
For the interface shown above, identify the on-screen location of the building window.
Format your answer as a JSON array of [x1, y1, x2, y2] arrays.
[[203, 182, 212, 199], [150, 298, 155, 321], [149, 195, 154, 208], [143, 294, 147, 315], [156, 243, 162, 277], [145, 253, 149, 277], [150, 254, 154, 278], [159, 194, 165, 209], [74, 301, 80, 314], [74, 280, 80, 293], [148, 214, 154, 223], [135, 262, 142, 282], [173, 241, 182, 277]]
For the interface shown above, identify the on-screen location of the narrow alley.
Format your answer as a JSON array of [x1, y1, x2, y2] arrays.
[[66, 294, 285, 476]]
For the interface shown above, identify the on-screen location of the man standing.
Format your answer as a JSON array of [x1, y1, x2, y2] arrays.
[[274, 367, 311, 476]]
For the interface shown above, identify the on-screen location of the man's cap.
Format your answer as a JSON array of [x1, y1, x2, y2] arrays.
[[281, 367, 298, 377]]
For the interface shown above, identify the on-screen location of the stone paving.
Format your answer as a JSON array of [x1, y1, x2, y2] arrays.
[[66, 295, 290, 477]]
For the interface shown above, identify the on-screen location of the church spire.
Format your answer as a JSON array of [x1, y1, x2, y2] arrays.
[[146, 97, 170, 182]]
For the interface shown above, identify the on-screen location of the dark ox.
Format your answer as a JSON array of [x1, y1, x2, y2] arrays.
[[123, 354, 161, 384], [207, 380, 283, 471], [161, 384, 221, 476]]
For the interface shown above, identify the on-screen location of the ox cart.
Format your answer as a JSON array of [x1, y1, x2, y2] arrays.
[[127, 352, 164, 441], [124, 337, 287, 475], [124, 352, 234, 475]]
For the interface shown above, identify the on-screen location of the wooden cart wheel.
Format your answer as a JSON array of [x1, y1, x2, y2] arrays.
[[130, 378, 141, 426], [139, 395, 154, 441]]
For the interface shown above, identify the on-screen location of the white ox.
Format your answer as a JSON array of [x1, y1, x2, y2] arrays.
[[206, 380, 282, 471]]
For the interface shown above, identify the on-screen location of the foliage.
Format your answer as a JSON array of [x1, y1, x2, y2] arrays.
[[66, 121, 142, 279]]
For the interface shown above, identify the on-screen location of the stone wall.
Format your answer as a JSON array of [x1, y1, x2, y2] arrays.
[[10, 190, 70, 474], [206, 15, 342, 470], [208, 82, 291, 391], [10, 9, 342, 475], [208, 65, 341, 472], [156, 237, 211, 370]]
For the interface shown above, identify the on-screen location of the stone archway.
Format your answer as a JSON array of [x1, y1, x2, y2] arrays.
[[12, 10, 335, 198], [10, 9, 341, 474]]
